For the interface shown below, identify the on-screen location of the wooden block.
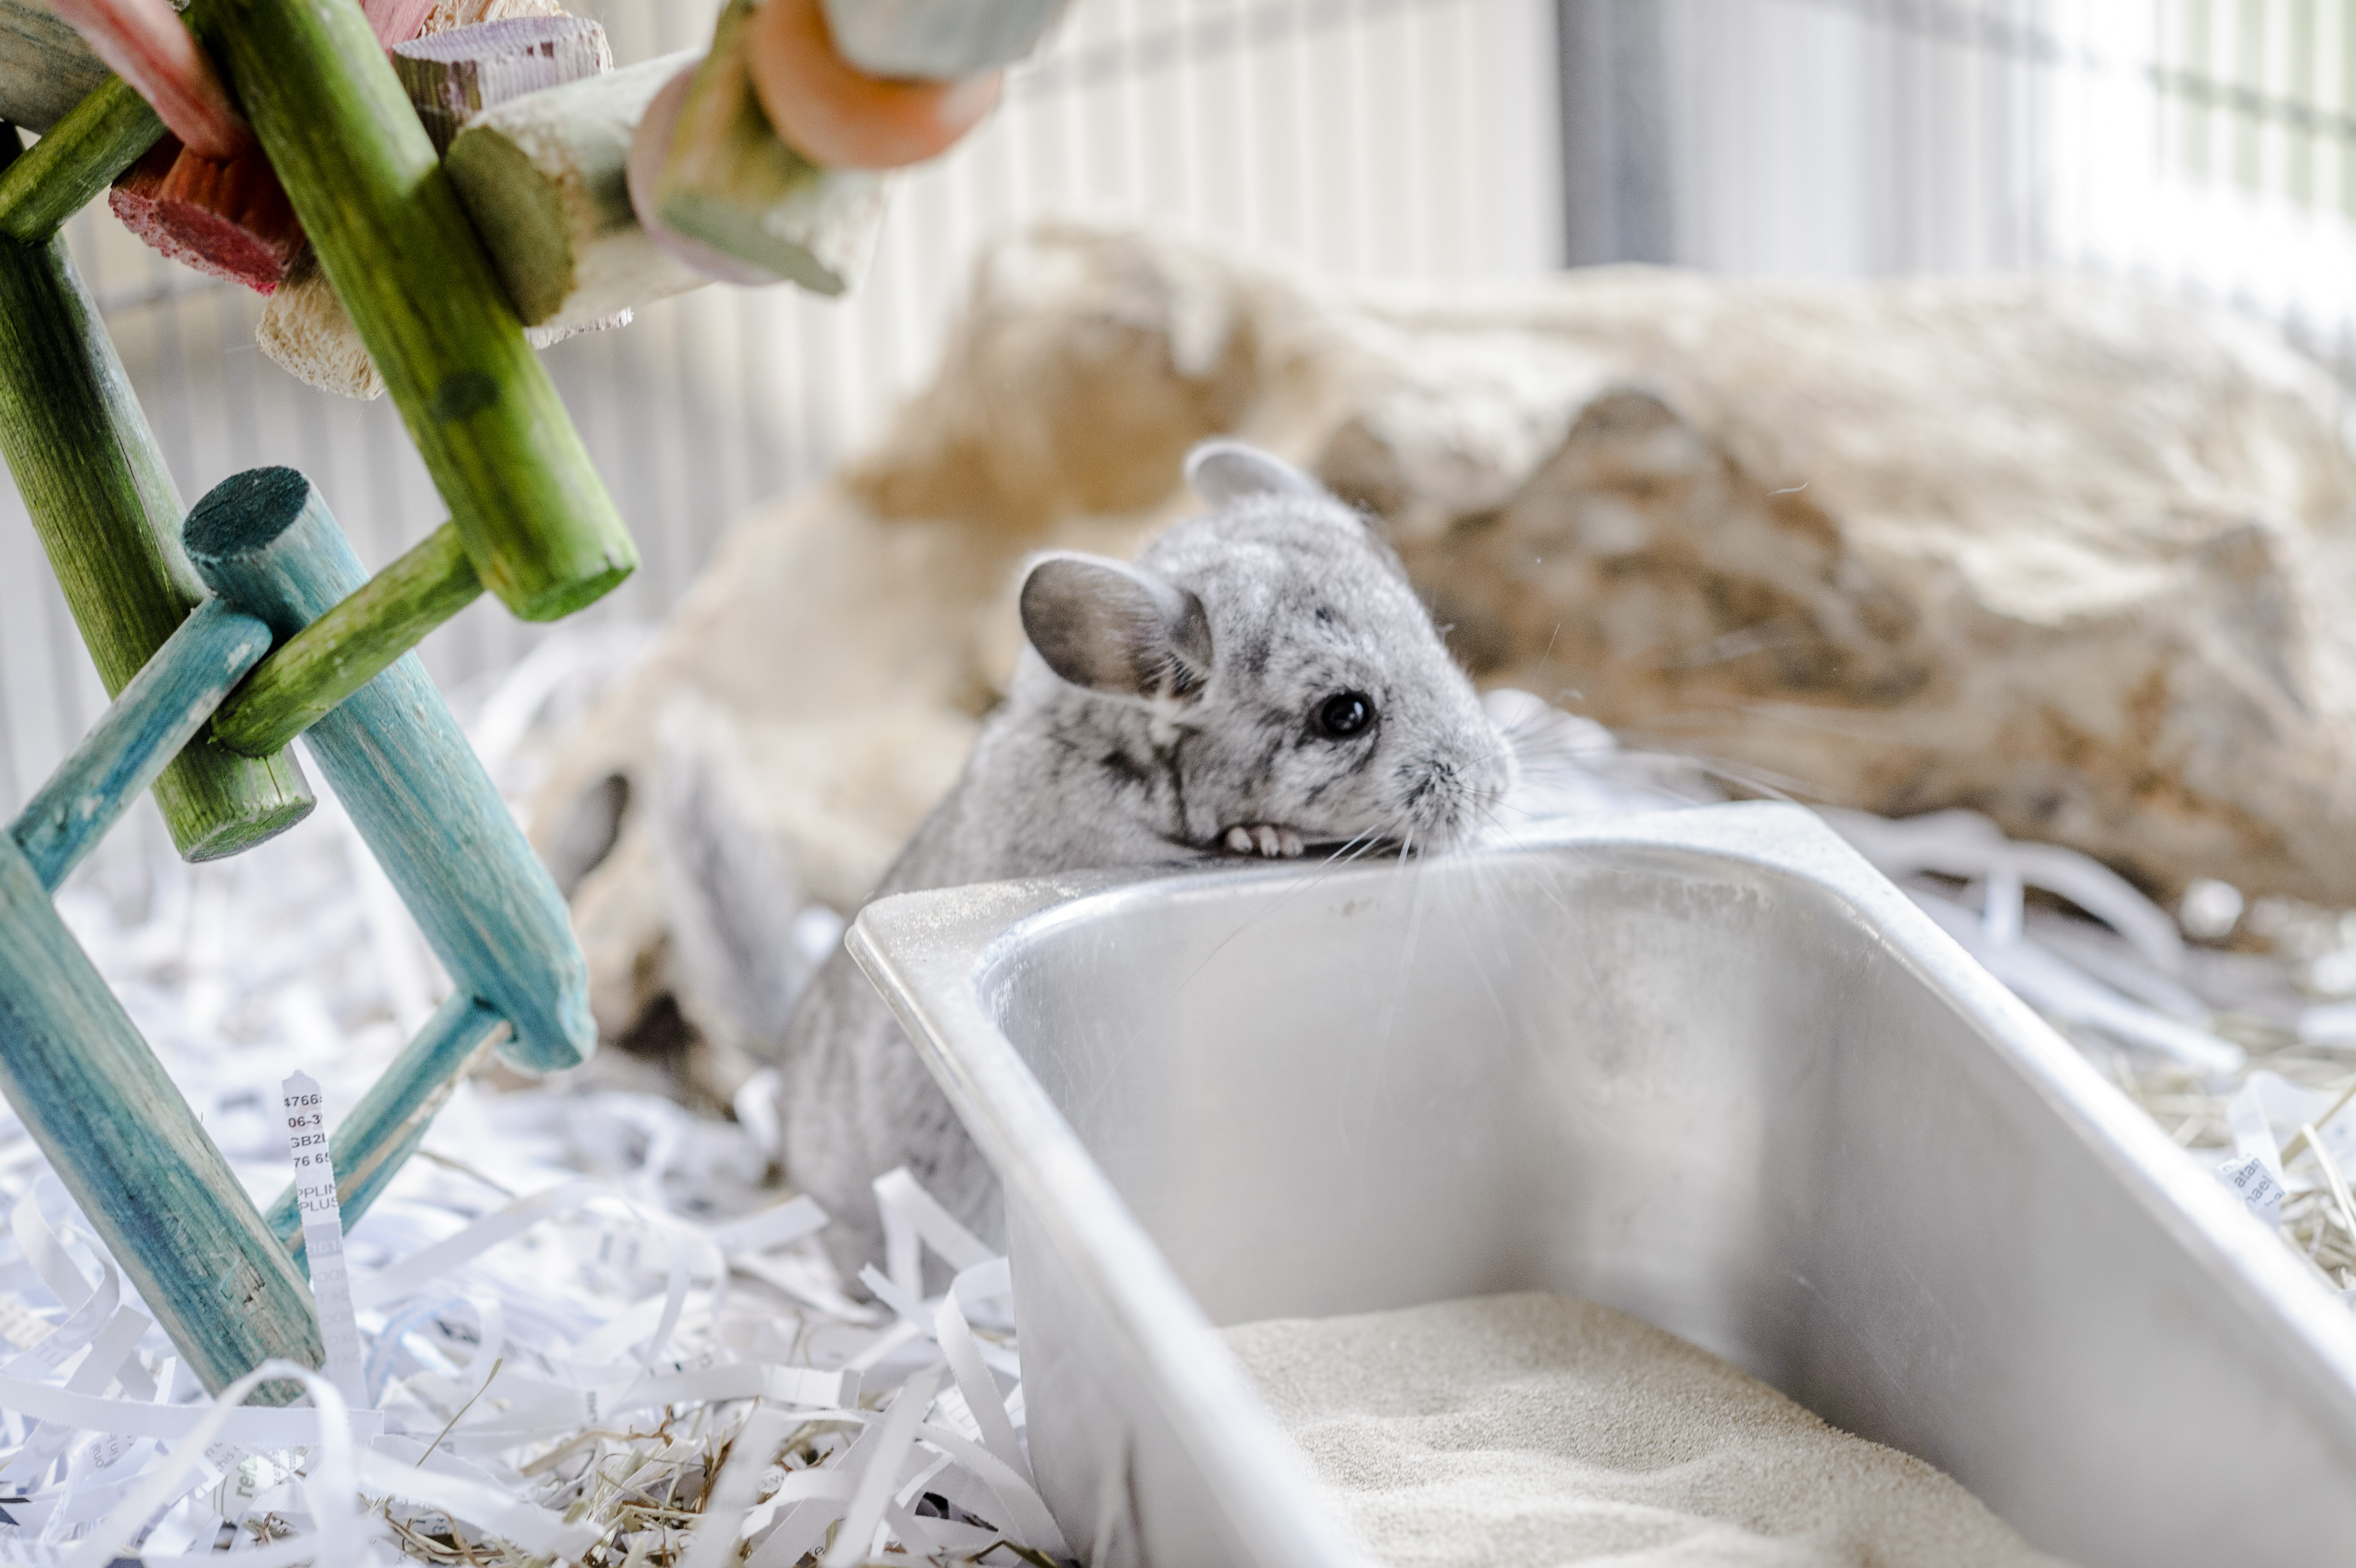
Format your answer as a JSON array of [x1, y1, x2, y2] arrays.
[[256, 248, 386, 399], [0, 75, 165, 244], [184, 468, 597, 1073], [260, 0, 613, 394], [10, 598, 272, 892], [0, 831, 324, 1397], [0, 0, 114, 135], [393, 13, 610, 156], [820, 0, 1069, 80], [211, 519, 483, 757], [102, 0, 450, 294], [417, 0, 564, 36], [263, 261, 623, 402], [444, 50, 708, 331], [108, 132, 306, 293], [44, 0, 249, 158], [104, 134, 177, 219], [524, 308, 628, 347], [645, 0, 886, 291], [209, 0, 638, 621], [0, 130, 317, 860], [263, 991, 508, 1270]]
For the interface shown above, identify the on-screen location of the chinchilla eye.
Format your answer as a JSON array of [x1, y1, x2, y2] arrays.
[[1314, 691, 1375, 739]]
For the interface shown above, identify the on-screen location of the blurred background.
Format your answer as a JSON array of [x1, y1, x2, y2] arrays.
[[5, 0, 2354, 820]]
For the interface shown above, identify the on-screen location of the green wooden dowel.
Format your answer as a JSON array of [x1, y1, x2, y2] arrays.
[[211, 520, 482, 758], [186, 468, 597, 1074], [0, 82, 164, 244], [0, 831, 323, 1397], [206, 0, 638, 622], [0, 0, 214, 243], [264, 991, 509, 1274], [0, 127, 314, 860], [11, 598, 272, 891]]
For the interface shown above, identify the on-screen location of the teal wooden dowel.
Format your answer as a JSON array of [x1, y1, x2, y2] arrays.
[[183, 468, 596, 1075], [264, 990, 509, 1273], [0, 832, 322, 1396], [11, 598, 272, 892]]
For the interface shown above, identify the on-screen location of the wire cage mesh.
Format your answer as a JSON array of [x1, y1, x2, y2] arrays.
[[1592, 0, 2356, 348]]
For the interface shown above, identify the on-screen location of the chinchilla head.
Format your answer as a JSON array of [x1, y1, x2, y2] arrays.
[[1014, 440, 1514, 857]]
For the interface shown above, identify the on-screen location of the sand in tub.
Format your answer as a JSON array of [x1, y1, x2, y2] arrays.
[[1226, 1292, 2074, 1568]]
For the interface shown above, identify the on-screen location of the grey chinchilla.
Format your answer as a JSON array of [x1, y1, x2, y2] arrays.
[[655, 440, 1515, 1275]]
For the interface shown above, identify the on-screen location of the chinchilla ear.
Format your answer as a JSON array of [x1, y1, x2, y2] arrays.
[[1020, 553, 1213, 702], [1185, 439, 1324, 506]]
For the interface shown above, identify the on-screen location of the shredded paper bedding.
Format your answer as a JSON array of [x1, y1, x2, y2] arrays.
[[0, 634, 1066, 1567], [0, 648, 2346, 1565]]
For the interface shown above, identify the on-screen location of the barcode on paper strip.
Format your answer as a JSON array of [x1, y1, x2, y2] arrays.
[[281, 1070, 366, 1407]]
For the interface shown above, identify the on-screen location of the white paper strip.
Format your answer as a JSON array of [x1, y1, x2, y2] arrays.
[[1909, 892, 2246, 1074], [61, 1361, 368, 1568], [676, 1405, 792, 1568], [822, 1365, 940, 1568], [281, 1071, 365, 1407], [2216, 1154, 2285, 1227], [2229, 1080, 2285, 1182], [936, 1267, 1025, 1481], [352, 1447, 594, 1557]]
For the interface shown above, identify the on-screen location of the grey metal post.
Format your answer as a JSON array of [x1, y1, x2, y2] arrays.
[[1557, 0, 1675, 265]]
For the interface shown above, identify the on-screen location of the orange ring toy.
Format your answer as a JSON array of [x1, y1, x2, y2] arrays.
[[745, 0, 1003, 170]]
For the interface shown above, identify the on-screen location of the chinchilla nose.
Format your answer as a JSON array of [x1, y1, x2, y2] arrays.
[[1411, 730, 1515, 849]]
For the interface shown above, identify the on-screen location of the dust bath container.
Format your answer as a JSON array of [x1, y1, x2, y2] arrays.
[[846, 803, 2356, 1568]]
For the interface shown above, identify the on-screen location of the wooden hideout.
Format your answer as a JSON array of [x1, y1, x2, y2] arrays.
[[0, 0, 1061, 1400]]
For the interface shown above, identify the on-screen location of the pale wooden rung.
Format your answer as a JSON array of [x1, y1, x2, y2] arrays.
[[820, 0, 1070, 79], [257, 0, 614, 398], [0, 0, 114, 135]]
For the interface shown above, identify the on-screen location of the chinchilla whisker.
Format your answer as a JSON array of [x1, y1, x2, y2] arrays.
[[1621, 751, 1812, 806], [1374, 826, 1434, 1053], [1463, 821, 1583, 926], [1170, 814, 1420, 997]]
